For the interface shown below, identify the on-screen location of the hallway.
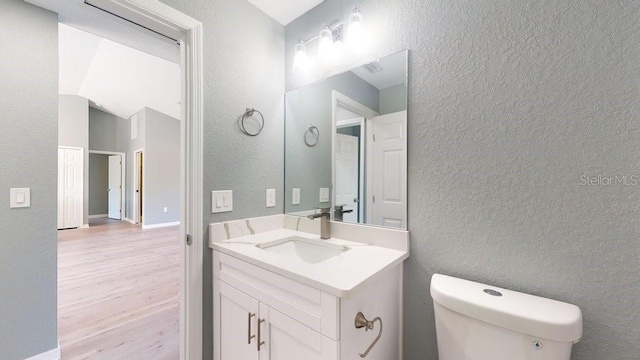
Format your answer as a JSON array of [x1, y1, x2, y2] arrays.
[[58, 219, 180, 359]]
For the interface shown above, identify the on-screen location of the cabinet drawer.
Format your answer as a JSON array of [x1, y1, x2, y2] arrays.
[[213, 251, 339, 340]]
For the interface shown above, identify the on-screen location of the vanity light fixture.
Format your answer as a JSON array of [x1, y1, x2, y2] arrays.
[[292, 40, 310, 75], [347, 6, 364, 46], [292, 5, 365, 75]]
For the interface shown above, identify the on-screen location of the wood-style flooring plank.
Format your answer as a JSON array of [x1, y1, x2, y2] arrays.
[[58, 218, 180, 360]]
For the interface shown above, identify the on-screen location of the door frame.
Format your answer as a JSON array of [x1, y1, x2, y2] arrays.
[[28, 1, 205, 359], [331, 91, 378, 222], [89, 150, 126, 221], [133, 148, 144, 225], [336, 119, 364, 222]]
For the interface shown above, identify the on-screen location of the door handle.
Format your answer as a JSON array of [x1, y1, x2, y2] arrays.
[[247, 312, 255, 344], [354, 198, 359, 202], [257, 318, 265, 351]]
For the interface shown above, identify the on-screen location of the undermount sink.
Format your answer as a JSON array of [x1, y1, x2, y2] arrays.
[[256, 236, 349, 264]]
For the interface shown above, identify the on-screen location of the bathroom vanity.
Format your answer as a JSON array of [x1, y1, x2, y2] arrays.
[[210, 215, 409, 360]]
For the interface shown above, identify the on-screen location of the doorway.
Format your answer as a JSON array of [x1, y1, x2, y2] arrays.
[[134, 149, 143, 224], [26, 0, 205, 358], [88, 150, 126, 222]]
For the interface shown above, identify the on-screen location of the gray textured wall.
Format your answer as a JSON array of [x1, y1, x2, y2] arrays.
[[88, 153, 109, 216], [286, 1, 640, 359], [379, 84, 407, 115], [0, 1, 59, 359], [59, 94, 90, 225], [89, 106, 128, 153], [143, 108, 180, 225], [160, 2, 285, 357], [285, 71, 379, 213]]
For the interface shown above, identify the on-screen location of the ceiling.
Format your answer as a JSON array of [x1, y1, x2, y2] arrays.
[[351, 52, 407, 90], [59, 23, 180, 119], [247, 0, 324, 25]]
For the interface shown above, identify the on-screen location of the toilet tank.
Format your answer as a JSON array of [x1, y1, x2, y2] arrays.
[[430, 274, 582, 360]]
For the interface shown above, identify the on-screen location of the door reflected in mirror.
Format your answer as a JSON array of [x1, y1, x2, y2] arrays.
[[285, 50, 408, 229]]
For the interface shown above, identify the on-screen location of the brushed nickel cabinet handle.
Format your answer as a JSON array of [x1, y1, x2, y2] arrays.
[[257, 318, 266, 351], [247, 313, 255, 344]]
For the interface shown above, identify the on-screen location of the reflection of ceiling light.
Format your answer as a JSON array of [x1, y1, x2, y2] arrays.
[[318, 24, 334, 62], [292, 5, 365, 76], [293, 40, 309, 75], [363, 62, 383, 74]]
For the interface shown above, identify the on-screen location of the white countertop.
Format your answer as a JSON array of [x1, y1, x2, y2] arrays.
[[211, 228, 409, 297]]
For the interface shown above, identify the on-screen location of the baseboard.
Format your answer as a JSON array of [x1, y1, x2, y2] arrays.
[[124, 217, 136, 224], [142, 221, 180, 229], [81, 224, 90, 229], [24, 344, 60, 360], [88, 214, 108, 219]]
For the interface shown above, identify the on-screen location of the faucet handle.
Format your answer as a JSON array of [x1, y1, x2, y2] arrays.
[[317, 207, 331, 214]]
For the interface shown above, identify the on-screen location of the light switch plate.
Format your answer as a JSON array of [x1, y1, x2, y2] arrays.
[[266, 189, 276, 208], [319, 188, 330, 203], [10, 188, 30, 208], [292, 188, 300, 205], [212, 190, 233, 213]]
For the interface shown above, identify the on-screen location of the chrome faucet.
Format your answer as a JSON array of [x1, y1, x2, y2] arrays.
[[334, 205, 353, 222], [308, 207, 331, 239]]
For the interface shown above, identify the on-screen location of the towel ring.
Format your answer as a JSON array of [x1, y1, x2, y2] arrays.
[[240, 108, 264, 136], [304, 125, 319, 147]]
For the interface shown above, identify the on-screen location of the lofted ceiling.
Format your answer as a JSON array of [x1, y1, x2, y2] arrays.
[[59, 23, 180, 120], [247, 0, 324, 25]]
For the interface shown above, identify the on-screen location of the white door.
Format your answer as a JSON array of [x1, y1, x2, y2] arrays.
[[335, 133, 359, 223], [108, 155, 122, 220], [57, 148, 64, 229], [368, 111, 407, 228], [259, 303, 338, 360], [218, 282, 259, 360], [58, 147, 84, 229]]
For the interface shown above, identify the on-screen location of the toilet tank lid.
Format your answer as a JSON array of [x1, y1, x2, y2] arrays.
[[430, 274, 583, 343]]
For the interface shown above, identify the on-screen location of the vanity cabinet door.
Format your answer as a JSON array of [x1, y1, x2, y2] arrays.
[[218, 281, 260, 360], [259, 303, 339, 360]]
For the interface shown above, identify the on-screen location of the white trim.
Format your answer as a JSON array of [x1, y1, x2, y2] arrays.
[[88, 150, 126, 221], [124, 217, 136, 224], [142, 221, 180, 229], [331, 91, 378, 223], [24, 344, 60, 360], [88, 214, 108, 218], [133, 148, 144, 224]]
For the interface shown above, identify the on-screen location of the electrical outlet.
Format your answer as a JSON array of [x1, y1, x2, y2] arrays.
[[266, 189, 276, 208], [292, 188, 300, 205]]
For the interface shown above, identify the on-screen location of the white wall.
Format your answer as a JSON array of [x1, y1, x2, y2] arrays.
[[0, 1, 59, 359]]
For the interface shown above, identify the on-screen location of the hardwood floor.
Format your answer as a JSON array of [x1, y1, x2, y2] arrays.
[[58, 218, 180, 360]]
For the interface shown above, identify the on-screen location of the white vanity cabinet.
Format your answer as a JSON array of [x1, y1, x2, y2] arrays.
[[213, 251, 403, 360]]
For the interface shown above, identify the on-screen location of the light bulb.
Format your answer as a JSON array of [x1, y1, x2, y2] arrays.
[[292, 41, 309, 75], [318, 24, 334, 62], [347, 6, 364, 47]]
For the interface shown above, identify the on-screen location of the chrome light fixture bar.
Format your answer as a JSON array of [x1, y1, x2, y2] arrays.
[[292, 6, 364, 75]]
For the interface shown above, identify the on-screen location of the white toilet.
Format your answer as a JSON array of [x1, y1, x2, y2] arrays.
[[430, 274, 583, 360]]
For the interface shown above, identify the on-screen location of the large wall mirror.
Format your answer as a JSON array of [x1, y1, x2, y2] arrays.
[[285, 50, 408, 229]]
